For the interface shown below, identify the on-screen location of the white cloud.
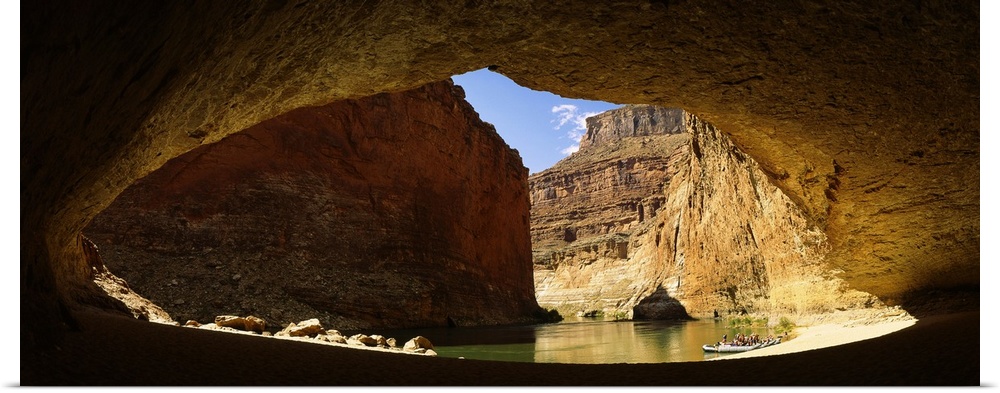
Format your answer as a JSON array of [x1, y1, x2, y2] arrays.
[[551, 104, 578, 130], [551, 105, 598, 155]]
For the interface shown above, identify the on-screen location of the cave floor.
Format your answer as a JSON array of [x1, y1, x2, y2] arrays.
[[20, 309, 979, 386]]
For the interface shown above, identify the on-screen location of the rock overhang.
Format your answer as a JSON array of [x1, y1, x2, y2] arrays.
[[21, 0, 978, 341]]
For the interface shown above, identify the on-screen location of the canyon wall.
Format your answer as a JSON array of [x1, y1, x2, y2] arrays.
[[532, 105, 880, 321], [84, 80, 542, 330]]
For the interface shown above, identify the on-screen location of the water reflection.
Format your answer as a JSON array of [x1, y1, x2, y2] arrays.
[[360, 317, 774, 364]]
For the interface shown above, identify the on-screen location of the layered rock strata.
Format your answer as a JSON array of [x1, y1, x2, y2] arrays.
[[531, 105, 880, 321], [84, 80, 541, 330]]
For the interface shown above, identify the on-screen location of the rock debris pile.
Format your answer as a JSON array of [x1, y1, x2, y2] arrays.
[[182, 315, 436, 356]]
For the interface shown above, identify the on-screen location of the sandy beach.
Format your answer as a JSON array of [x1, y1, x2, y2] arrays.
[[20, 308, 978, 386], [721, 317, 917, 361]]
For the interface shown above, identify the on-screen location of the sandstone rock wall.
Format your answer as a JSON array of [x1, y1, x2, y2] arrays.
[[530, 106, 688, 316], [579, 106, 687, 150], [529, 112, 688, 266], [532, 106, 880, 320], [85, 80, 541, 330]]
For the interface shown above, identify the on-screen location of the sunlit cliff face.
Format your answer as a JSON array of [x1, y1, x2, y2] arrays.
[[530, 106, 886, 321], [22, 1, 977, 341]]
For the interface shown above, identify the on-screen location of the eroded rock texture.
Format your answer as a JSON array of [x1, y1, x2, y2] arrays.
[[532, 105, 880, 320], [530, 106, 689, 317], [22, 1, 977, 349], [84, 80, 540, 329]]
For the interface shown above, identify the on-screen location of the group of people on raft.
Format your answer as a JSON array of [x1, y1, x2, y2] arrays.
[[717, 332, 775, 347]]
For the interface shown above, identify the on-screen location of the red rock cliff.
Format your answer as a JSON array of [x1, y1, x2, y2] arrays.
[[85, 80, 541, 330], [531, 105, 890, 322]]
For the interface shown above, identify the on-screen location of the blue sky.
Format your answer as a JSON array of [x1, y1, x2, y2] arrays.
[[452, 69, 621, 175]]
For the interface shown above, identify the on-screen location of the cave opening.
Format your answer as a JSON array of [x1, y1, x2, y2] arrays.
[[22, 0, 979, 384], [81, 66, 875, 340], [83, 67, 638, 332]]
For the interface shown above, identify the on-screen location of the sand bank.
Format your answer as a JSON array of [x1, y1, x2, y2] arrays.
[[719, 318, 917, 360]]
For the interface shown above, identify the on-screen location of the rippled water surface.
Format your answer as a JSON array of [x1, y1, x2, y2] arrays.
[[365, 317, 776, 364]]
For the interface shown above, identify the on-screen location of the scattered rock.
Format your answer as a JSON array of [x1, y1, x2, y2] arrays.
[[277, 318, 325, 337], [197, 323, 243, 333], [348, 334, 378, 347], [403, 336, 434, 352], [214, 315, 245, 329], [214, 315, 267, 333], [291, 318, 324, 336], [274, 322, 297, 337], [322, 329, 347, 344], [321, 334, 347, 344], [244, 315, 267, 332], [179, 314, 432, 355], [369, 334, 389, 348]]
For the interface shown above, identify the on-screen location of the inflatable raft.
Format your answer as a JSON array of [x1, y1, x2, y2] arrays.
[[702, 338, 781, 353]]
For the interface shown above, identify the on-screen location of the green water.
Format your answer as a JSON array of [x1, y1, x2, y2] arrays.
[[363, 317, 775, 364]]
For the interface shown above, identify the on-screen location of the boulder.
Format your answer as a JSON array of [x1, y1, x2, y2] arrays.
[[321, 334, 347, 344], [274, 322, 297, 337], [278, 318, 325, 337], [244, 316, 267, 333], [214, 315, 267, 333], [292, 319, 324, 336], [198, 323, 241, 333], [348, 334, 378, 347], [403, 336, 434, 352], [370, 334, 389, 348]]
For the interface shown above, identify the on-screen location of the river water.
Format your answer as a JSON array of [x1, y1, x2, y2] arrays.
[[360, 317, 776, 364]]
